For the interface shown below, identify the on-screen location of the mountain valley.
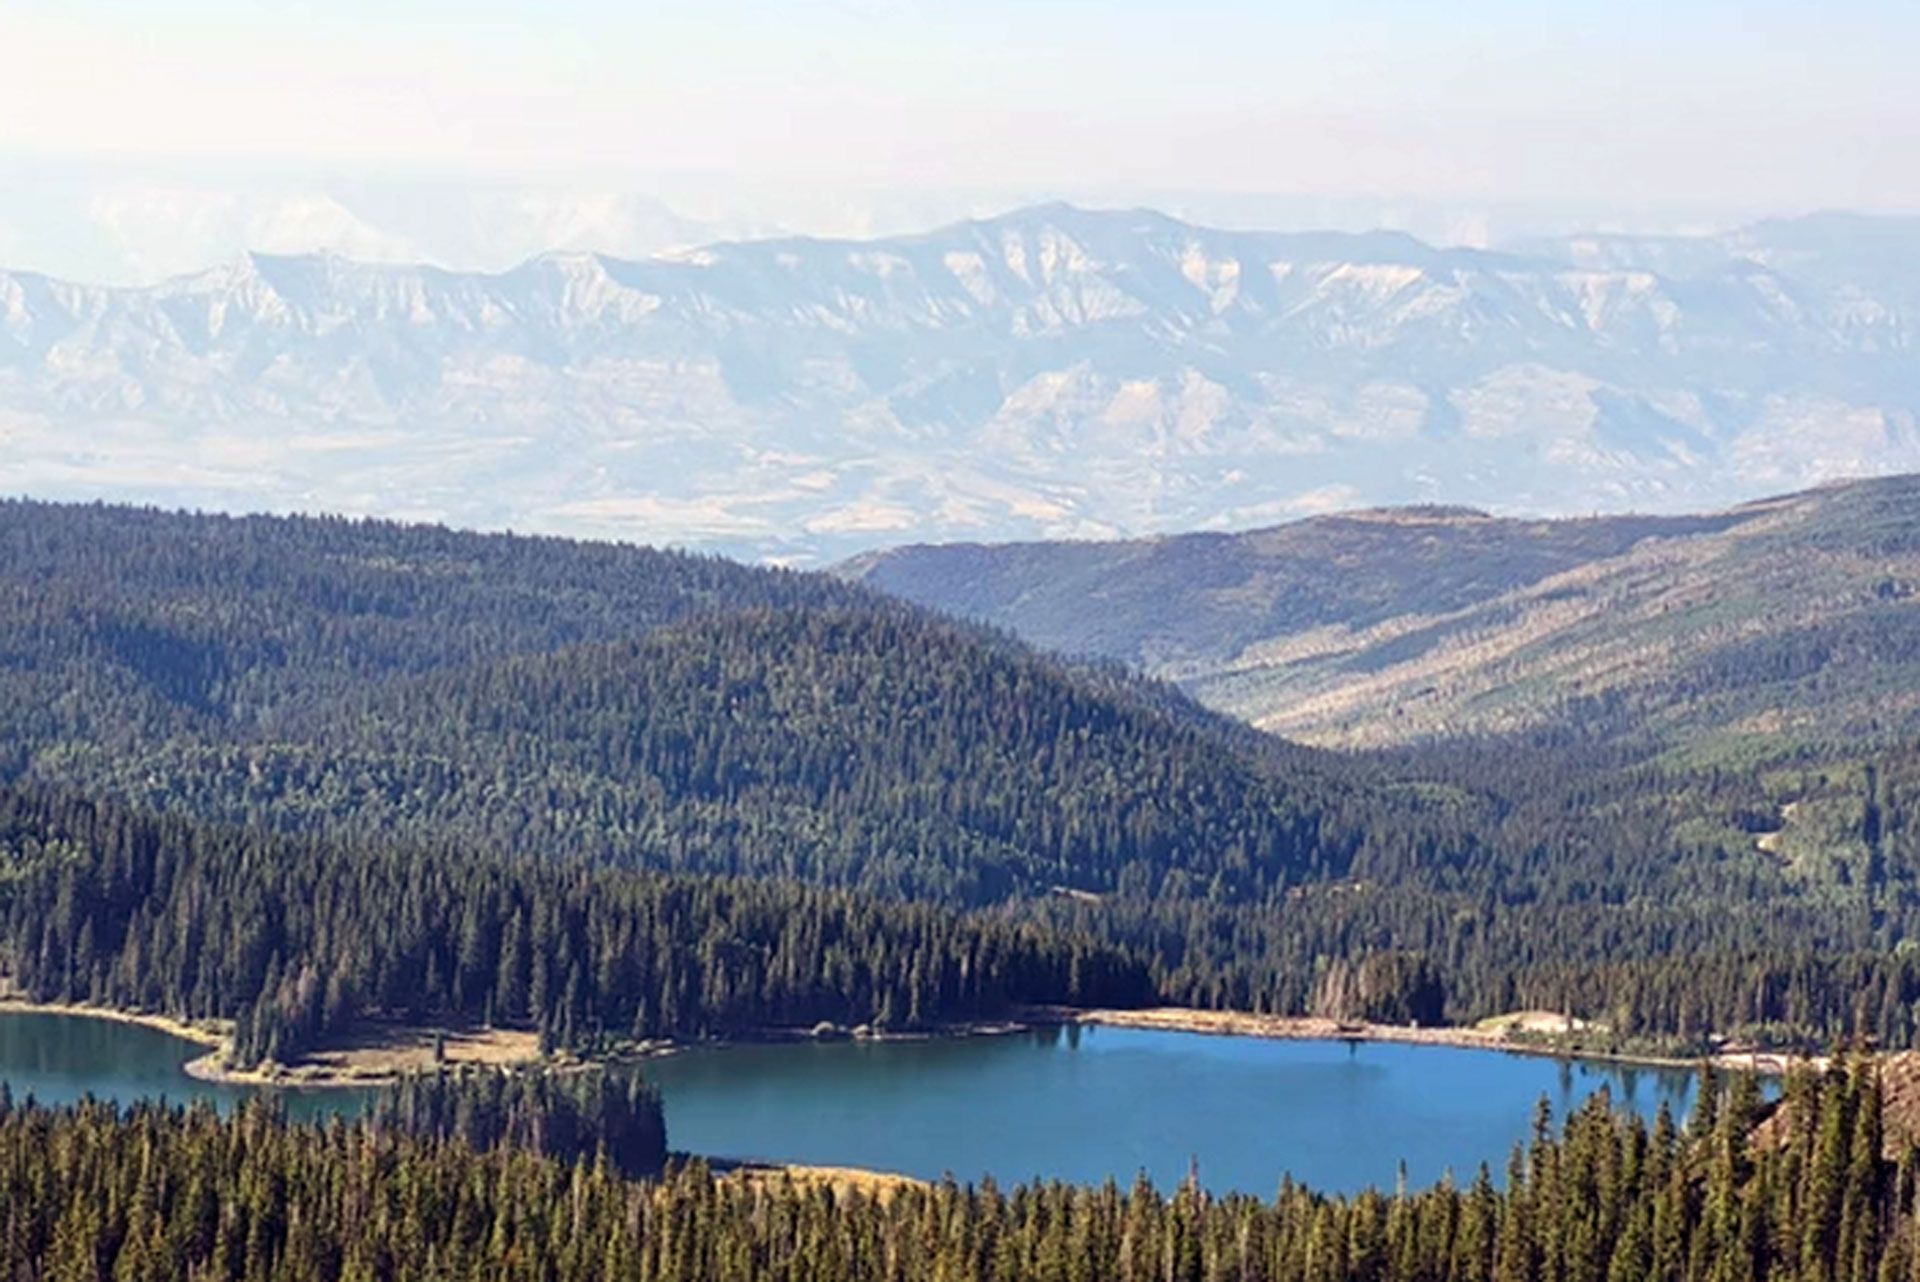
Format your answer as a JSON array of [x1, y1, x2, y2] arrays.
[[5, 207, 1919, 562], [849, 474, 1920, 759]]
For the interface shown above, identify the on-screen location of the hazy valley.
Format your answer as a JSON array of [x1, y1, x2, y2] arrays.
[[4, 207, 1919, 563], [12, 3, 1920, 1276]]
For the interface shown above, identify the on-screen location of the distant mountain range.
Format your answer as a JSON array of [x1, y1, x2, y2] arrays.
[[847, 474, 1920, 756], [3, 205, 1918, 563]]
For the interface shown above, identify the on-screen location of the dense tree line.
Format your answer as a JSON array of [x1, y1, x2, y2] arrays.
[[9, 499, 1920, 1052], [1308, 952, 1447, 1026], [0, 500, 1419, 904], [12, 777, 1920, 1059], [68, 607, 1370, 902], [0, 786, 1152, 1066], [1008, 738, 1920, 1048], [0, 497, 865, 721], [1038, 887, 1920, 1053], [0, 1053, 1907, 1281], [369, 1068, 667, 1178]]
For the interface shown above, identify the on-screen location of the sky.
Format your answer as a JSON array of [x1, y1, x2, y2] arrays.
[[2, 0, 1916, 280]]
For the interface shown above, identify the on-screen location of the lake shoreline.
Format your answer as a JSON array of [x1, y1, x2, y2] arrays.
[[0, 998, 1757, 1194], [0, 996, 1813, 1092], [0, 996, 1037, 1089], [0, 998, 230, 1052], [1052, 1006, 1820, 1075], [187, 1015, 1040, 1088]]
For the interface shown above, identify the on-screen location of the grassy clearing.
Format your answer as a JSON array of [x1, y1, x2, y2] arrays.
[[190, 1021, 541, 1086]]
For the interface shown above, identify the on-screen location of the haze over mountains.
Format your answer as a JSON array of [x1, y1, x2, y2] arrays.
[[3, 205, 1918, 564]]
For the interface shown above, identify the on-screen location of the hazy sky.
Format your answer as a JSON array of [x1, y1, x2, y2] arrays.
[[1, 0, 1915, 277]]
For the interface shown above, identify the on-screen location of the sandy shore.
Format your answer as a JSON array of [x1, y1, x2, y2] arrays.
[[184, 1022, 545, 1087], [0, 997, 1039, 1089], [712, 1156, 925, 1198], [1057, 1006, 1822, 1074], [0, 996, 548, 1088], [0, 993, 1816, 1091], [0, 997, 230, 1050], [0, 992, 1032, 1089]]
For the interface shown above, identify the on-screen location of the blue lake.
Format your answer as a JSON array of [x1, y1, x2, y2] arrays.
[[0, 1010, 370, 1123], [0, 1012, 1701, 1195], [646, 1023, 1699, 1194]]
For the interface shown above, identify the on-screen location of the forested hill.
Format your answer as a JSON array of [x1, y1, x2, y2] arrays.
[[845, 474, 1920, 758], [18, 499, 1920, 1053], [0, 498, 866, 727], [0, 783, 1152, 1063], [0, 499, 1423, 904]]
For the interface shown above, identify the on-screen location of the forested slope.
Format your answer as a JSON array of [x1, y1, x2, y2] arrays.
[[85, 610, 1387, 901], [0, 498, 862, 745], [9, 750, 1920, 1057], [0, 500, 1408, 903], [9, 499, 1920, 1052], [0, 785, 1151, 1064], [848, 475, 1920, 757]]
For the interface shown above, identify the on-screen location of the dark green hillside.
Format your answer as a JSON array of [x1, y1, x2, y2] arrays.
[[0, 500, 1409, 904], [31, 607, 1379, 903], [0, 497, 865, 748], [12, 498, 1920, 1053], [0, 785, 1151, 1064]]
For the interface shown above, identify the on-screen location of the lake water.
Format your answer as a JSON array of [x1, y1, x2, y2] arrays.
[[0, 1012, 1700, 1195], [0, 1010, 369, 1123], [647, 1023, 1698, 1194]]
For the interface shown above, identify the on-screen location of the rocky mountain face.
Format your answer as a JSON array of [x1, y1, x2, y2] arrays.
[[846, 474, 1920, 756], [2, 205, 1917, 563]]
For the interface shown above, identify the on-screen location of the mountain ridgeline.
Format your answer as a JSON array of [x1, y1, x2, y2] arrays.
[[846, 474, 1920, 759], [6, 207, 1920, 561]]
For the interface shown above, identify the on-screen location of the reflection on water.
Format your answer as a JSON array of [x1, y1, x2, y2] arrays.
[[644, 1022, 1706, 1195], [0, 1010, 368, 1123], [0, 1010, 1715, 1196]]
